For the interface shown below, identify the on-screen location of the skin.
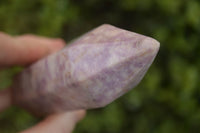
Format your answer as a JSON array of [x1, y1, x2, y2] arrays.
[[0, 32, 86, 133]]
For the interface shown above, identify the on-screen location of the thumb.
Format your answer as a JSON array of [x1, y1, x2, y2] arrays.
[[21, 110, 86, 133]]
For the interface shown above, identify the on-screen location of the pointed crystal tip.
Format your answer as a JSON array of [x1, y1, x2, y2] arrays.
[[142, 37, 160, 54]]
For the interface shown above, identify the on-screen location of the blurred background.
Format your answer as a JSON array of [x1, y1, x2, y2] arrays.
[[0, 0, 200, 132]]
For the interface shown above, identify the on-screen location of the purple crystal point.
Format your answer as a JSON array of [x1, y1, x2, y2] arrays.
[[12, 24, 159, 116]]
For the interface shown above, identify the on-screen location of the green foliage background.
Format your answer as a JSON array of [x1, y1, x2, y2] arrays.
[[0, 0, 200, 132]]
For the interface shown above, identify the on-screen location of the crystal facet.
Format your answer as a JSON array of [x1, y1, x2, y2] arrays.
[[12, 24, 160, 116]]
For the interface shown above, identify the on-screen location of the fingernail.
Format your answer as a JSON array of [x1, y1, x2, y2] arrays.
[[75, 110, 86, 122], [51, 39, 66, 52]]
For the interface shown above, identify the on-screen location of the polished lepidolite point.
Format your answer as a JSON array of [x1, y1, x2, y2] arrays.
[[12, 24, 160, 116]]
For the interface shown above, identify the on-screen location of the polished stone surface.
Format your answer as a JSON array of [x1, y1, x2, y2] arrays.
[[12, 24, 160, 116]]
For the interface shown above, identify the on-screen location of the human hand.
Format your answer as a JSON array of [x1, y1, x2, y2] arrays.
[[0, 32, 86, 133]]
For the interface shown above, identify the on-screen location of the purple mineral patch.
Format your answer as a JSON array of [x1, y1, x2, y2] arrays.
[[12, 24, 160, 116]]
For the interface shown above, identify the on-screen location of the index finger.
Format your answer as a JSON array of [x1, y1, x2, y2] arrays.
[[0, 32, 65, 67]]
